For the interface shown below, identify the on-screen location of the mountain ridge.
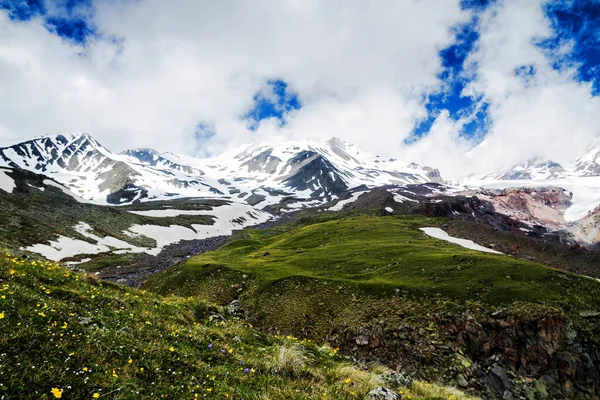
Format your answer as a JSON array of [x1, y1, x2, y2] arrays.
[[0, 133, 443, 207]]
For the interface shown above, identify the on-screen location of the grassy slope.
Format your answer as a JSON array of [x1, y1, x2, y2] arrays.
[[0, 250, 476, 400], [0, 168, 227, 253], [145, 214, 600, 340]]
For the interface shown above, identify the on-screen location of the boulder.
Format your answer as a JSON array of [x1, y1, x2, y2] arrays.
[[487, 366, 510, 397], [364, 387, 402, 400]]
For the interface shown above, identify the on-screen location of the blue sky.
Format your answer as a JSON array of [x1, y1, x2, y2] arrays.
[[0, 0, 599, 176]]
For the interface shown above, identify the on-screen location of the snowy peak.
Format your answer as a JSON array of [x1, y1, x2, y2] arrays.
[[574, 144, 600, 177], [0, 133, 111, 173], [0, 133, 443, 208], [121, 148, 204, 176], [484, 157, 567, 180]]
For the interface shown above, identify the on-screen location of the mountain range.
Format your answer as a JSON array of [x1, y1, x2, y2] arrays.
[[0, 133, 442, 207], [3, 132, 600, 399], [2, 132, 600, 262], [477, 142, 600, 181]]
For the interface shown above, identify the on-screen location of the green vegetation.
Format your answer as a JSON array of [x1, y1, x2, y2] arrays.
[[147, 214, 600, 308], [0, 250, 477, 399], [146, 214, 600, 340]]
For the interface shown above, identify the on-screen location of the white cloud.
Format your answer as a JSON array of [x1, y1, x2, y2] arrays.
[[439, 0, 600, 177], [0, 1, 466, 154], [0, 0, 599, 179]]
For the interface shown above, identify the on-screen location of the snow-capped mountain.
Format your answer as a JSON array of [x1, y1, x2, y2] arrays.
[[0, 133, 224, 204], [482, 157, 568, 180], [574, 142, 600, 177], [0, 133, 443, 208]]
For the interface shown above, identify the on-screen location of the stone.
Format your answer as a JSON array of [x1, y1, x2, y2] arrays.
[[356, 334, 369, 346], [457, 374, 469, 388], [379, 372, 413, 389], [227, 300, 242, 316], [579, 310, 600, 318], [209, 313, 226, 324], [364, 387, 402, 400], [78, 317, 93, 326], [491, 308, 508, 319], [487, 366, 510, 397]]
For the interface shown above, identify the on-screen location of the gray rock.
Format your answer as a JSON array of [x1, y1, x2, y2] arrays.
[[209, 313, 226, 324], [502, 389, 513, 400], [78, 317, 93, 326], [457, 374, 469, 388], [487, 366, 510, 397], [227, 300, 242, 317], [379, 372, 413, 389], [364, 387, 402, 400]]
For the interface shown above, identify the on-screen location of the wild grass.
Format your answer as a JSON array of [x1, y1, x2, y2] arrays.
[[0, 249, 476, 399]]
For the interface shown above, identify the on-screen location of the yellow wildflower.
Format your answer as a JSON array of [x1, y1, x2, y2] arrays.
[[92, 393, 100, 398], [51, 388, 63, 398]]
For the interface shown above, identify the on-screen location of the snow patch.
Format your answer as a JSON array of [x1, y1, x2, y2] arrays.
[[420, 227, 503, 254], [26, 222, 146, 261], [328, 191, 366, 211], [0, 169, 15, 193], [43, 179, 94, 204], [26, 237, 110, 262], [129, 209, 214, 217], [385, 207, 394, 213], [392, 192, 419, 203]]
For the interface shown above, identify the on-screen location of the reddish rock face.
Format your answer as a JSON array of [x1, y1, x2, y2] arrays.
[[473, 187, 572, 230]]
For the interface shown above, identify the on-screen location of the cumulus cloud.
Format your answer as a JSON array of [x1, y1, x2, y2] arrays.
[[0, 0, 598, 179], [439, 0, 600, 177], [0, 1, 466, 152]]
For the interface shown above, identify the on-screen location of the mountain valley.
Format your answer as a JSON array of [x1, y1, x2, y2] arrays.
[[2, 133, 600, 399]]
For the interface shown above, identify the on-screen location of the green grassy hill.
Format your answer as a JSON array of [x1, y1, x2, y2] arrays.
[[0, 249, 476, 399], [146, 214, 600, 325], [145, 214, 600, 398]]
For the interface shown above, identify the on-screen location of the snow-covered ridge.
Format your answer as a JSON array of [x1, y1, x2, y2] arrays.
[[0, 133, 443, 208]]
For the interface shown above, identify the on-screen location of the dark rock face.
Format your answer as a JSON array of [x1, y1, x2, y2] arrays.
[[282, 152, 348, 196], [328, 312, 600, 399]]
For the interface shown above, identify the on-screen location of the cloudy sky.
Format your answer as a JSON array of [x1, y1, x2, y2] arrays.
[[0, 0, 599, 178]]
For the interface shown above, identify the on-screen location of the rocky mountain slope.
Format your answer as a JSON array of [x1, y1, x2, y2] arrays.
[[0, 133, 442, 208]]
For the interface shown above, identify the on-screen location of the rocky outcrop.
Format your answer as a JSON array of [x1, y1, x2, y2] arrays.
[[328, 311, 600, 399], [566, 206, 600, 250], [475, 187, 572, 230]]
